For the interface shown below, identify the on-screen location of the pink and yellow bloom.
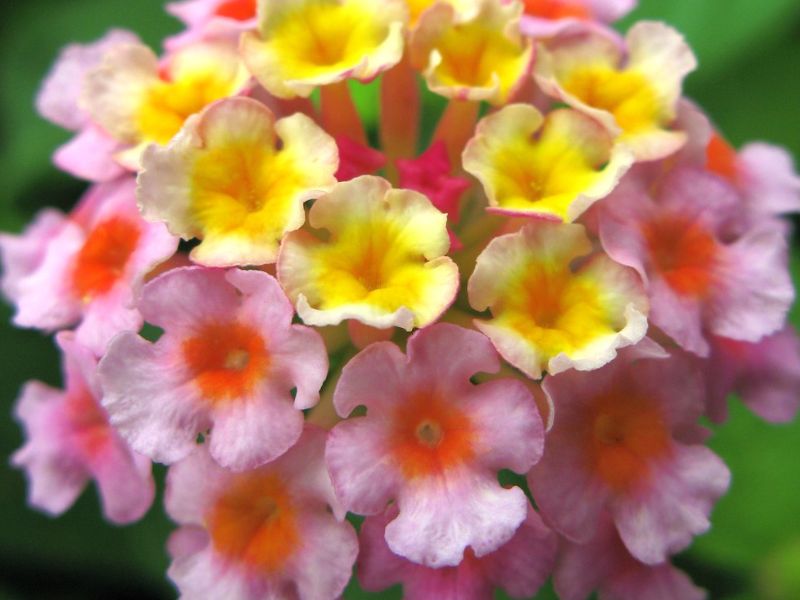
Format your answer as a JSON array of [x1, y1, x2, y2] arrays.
[[0, 177, 178, 355], [463, 104, 633, 221], [83, 39, 250, 168], [411, 0, 534, 105], [12, 332, 154, 524], [535, 22, 696, 160], [278, 176, 459, 331], [359, 504, 557, 599], [326, 323, 544, 567], [598, 167, 794, 356], [240, 0, 406, 99], [36, 29, 138, 182], [98, 267, 328, 471], [165, 426, 357, 600], [468, 222, 648, 379], [529, 342, 730, 564], [138, 97, 338, 266]]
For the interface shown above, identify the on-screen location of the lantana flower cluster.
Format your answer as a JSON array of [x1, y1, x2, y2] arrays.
[[3, 0, 800, 598]]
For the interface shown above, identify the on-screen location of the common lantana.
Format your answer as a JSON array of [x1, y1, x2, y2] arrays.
[[3, 1, 799, 598]]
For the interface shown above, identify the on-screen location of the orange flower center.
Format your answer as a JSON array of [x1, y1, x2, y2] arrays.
[[390, 392, 475, 479], [72, 217, 141, 300], [207, 472, 299, 573], [214, 0, 256, 20], [182, 322, 269, 403], [587, 391, 671, 491], [643, 214, 720, 297], [706, 133, 739, 183], [523, 0, 590, 19]]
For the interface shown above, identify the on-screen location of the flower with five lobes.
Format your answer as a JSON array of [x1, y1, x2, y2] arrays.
[[13, 332, 154, 524], [165, 426, 358, 600], [240, 0, 407, 99], [535, 21, 696, 160], [411, 0, 534, 105], [0, 177, 178, 355], [138, 97, 338, 266], [326, 323, 545, 567], [98, 267, 328, 471], [83, 39, 250, 168], [278, 175, 459, 331], [598, 167, 794, 357], [468, 221, 649, 379], [463, 103, 634, 221], [529, 341, 731, 565]]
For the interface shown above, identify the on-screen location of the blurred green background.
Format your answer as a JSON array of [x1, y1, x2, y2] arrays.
[[0, 0, 799, 598]]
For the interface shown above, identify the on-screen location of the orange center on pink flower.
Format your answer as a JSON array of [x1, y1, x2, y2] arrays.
[[182, 322, 269, 402], [588, 392, 671, 491], [706, 133, 739, 183], [643, 215, 720, 297], [523, 0, 590, 19], [207, 472, 299, 573], [214, 0, 256, 20], [390, 392, 475, 479], [72, 217, 141, 301]]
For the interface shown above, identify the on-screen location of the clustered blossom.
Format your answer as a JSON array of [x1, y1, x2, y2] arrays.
[[2, 0, 799, 598]]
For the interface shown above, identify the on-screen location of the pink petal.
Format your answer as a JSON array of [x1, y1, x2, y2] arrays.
[[53, 125, 127, 181]]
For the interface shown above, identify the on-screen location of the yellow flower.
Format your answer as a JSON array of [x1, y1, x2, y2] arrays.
[[463, 104, 633, 221], [535, 22, 696, 160], [83, 40, 249, 168], [137, 97, 338, 266], [278, 176, 459, 330], [468, 222, 648, 378], [411, 0, 533, 105], [241, 0, 407, 99]]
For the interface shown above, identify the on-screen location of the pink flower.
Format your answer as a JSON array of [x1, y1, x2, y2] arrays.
[[598, 166, 793, 356], [703, 328, 800, 424], [165, 0, 258, 49], [326, 323, 544, 567], [0, 177, 178, 355], [358, 504, 557, 599], [554, 515, 706, 600], [36, 29, 137, 181], [12, 332, 154, 523], [706, 133, 800, 216], [528, 341, 730, 564], [98, 266, 328, 471], [165, 426, 357, 600], [518, 0, 636, 39]]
